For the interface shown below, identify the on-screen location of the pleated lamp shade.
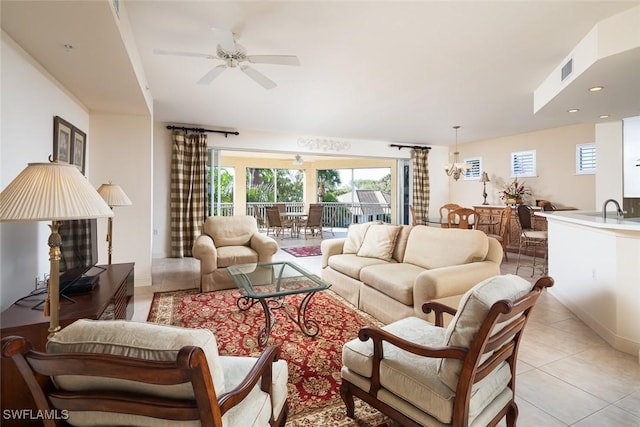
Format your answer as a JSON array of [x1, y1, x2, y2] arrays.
[[97, 183, 132, 208], [0, 162, 113, 222]]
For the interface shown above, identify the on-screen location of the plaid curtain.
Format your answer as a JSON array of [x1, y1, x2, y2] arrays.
[[412, 149, 430, 224], [170, 131, 208, 258]]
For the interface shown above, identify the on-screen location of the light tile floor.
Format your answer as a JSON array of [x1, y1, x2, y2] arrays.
[[136, 233, 640, 426]]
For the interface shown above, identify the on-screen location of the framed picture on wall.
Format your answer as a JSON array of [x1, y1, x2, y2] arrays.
[[71, 127, 86, 175], [53, 116, 73, 164]]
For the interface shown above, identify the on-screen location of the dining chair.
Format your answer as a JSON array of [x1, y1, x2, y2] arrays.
[[439, 203, 462, 228], [486, 206, 512, 261], [409, 204, 417, 226], [447, 207, 476, 229]]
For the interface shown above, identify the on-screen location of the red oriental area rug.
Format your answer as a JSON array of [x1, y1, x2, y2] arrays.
[[282, 245, 323, 257], [147, 288, 392, 426]]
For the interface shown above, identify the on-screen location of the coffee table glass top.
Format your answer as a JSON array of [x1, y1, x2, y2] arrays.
[[226, 261, 330, 299]]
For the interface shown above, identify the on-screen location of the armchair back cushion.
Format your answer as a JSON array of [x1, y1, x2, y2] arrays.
[[47, 319, 225, 398], [403, 226, 489, 269], [438, 274, 532, 390], [204, 215, 257, 247]]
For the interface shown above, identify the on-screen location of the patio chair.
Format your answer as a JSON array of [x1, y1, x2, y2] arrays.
[[300, 204, 323, 239], [340, 274, 554, 427], [2, 319, 289, 427], [252, 205, 267, 231], [265, 206, 292, 238]]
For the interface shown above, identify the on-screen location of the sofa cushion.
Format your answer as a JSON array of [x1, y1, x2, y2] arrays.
[[343, 221, 382, 254], [328, 253, 389, 281], [360, 263, 425, 305], [403, 226, 489, 269], [438, 274, 532, 390], [357, 224, 402, 261], [47, 319, 225, 399], [216, 245, 258, 268], [204, 215, 257, 247]]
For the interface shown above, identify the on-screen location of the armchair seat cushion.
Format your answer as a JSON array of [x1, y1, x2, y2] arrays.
[[216, 245, 259, 268], [220, 356, 288, 426], [342, 316, 512, 424]]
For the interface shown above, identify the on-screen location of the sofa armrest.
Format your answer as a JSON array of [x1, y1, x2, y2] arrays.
[[321, 238, 346, 269], [192, 234, 218, 271], [250, 233, 279, 262], [413, 261, 501, 304]]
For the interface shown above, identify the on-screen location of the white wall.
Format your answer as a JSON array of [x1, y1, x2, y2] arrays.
[[0, 33, 90, 310], [596, 121, 624, 208], [90, 114, 153, 286]]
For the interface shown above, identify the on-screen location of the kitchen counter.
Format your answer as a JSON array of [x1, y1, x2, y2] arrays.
[[537, 210, 640, 362]]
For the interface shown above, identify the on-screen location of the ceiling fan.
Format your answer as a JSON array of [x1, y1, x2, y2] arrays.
[[155, 28, 300, 90]]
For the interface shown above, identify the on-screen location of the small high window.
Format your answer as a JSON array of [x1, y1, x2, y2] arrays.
[[511, 150, 536, 178], [576, 143, 596, 174], [464, 157, 481, 180]]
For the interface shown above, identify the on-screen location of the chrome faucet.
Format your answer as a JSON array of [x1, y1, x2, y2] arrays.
[[602, 199, 624, 220]]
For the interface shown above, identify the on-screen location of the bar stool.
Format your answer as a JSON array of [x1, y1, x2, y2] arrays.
[[515, 204, 548, 276]]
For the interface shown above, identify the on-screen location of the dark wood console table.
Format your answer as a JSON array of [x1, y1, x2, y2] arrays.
[[1, 262, 134, 427]]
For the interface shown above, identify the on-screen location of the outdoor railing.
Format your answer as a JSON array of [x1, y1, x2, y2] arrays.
[[211, 202, 391, 229]]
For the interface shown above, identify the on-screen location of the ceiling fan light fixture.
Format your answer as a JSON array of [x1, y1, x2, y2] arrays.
[[293, 154, 304, 166]]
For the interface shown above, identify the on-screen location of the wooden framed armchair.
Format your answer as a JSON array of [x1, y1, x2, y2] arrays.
[[2, 319, 289, 427], [340, 275, 554, 427]]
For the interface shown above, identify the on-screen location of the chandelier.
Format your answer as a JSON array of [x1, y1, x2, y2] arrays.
[[444, 125, 471, 181]]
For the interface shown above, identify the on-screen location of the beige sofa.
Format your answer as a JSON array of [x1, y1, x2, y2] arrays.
[[193, 216, 279, 292], [321, 222, 503, 324]]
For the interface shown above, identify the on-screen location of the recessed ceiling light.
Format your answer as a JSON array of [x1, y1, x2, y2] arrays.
[[567, 108, 580, 113], [588, 86, 604, 92], [599, 115, 610, 119]]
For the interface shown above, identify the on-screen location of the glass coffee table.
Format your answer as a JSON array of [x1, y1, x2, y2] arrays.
[[226, 261, 331, 346]]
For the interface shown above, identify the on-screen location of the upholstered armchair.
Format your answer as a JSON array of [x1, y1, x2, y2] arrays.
[[193, 216, 279, 292], [340, 274, 554, 427], [2, 319, 289, 427]]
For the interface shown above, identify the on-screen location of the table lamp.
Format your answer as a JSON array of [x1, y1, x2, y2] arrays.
[[97, 182, 132, 264], [0, 161, 113, 338], [481, 172, 490, 205]]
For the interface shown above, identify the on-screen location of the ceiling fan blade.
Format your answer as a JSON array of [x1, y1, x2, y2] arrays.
[[154, 49, 216, 60], [211, 27, 236, 51], [240, 65, 276, 90], [246, 55, 300, 66], [197, 64, 227, 85]]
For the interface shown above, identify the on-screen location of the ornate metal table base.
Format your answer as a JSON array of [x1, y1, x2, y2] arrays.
[[237, 291, 320, 346]]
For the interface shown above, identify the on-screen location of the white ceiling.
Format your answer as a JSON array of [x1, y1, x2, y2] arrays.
[[2, 1, 639, 146]]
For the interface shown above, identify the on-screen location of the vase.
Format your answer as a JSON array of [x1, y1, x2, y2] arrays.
[[506, 197, 522, 205]]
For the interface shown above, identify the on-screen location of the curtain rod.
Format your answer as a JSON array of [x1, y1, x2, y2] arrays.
[[389, 144, 431, 150], [166, 125, 239, 138]]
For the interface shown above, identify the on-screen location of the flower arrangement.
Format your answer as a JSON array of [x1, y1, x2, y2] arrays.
[[500, 178, 531, 202]]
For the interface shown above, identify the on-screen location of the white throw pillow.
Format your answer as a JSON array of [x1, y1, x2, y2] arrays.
[[357, 224, 402, 261], [343, 221, 382, 254]]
